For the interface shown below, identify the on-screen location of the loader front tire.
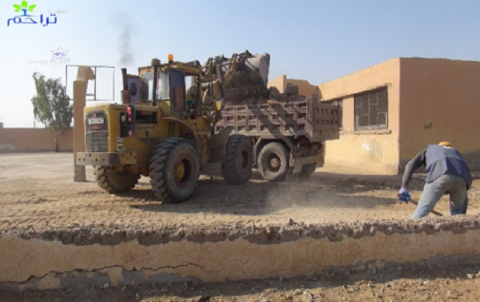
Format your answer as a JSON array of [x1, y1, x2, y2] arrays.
[[221, 135, 253, 184], [94, 166, 139, 194], [149, 137, 199, 203]]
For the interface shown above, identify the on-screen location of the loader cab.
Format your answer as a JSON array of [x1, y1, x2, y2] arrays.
[[167, 69, 187, 116], [156, 67, 201, 120], [137, 57, 202, 119], [139, 69, 154, 102], [169, 69, 202, 119]]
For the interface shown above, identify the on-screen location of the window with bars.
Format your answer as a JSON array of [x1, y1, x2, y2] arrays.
[[354, 87, 388, 130], [324, 98, 343, 130]]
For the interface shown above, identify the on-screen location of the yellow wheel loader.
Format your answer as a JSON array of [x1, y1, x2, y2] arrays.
[[76, 51, 340, 202], [77, 52, 265, 203]]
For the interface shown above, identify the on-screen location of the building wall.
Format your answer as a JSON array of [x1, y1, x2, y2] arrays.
[[319, 58, 401, 174], [268, 75, 287, 93], [268, 75, 319, 98], [0, 128, 73, 152], [399, 58, 480, 170]]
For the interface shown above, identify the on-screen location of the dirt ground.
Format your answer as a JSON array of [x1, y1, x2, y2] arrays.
[[1, 152, 480, 301]]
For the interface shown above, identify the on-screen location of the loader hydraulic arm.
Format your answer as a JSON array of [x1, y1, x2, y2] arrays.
[[201, 54, 238, 104]]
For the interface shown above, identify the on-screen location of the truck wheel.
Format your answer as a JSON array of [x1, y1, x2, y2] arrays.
[[300, 163, 317, 177], [94, 166, 139, 193], [222, 135, 253, 184], [149, 137, 199, 203], [258, 142, 289, 182]]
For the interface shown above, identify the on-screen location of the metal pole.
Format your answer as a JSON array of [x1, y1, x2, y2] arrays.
[[94, 66, 97, 101], [112, 67, 115, 102], [65, 66, 68, 92]]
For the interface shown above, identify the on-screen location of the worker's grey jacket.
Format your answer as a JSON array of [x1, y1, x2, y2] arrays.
[[402, 145, 472, 189]]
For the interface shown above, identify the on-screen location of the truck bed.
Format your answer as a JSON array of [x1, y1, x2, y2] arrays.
[[215, 98, 340, 142]]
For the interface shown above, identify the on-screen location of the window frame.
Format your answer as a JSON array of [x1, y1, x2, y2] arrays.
[[354, 87, 388, 131]]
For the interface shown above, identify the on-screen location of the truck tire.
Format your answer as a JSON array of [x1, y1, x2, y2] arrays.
[[222, 135, 253, 184], [94, 166, 139, 193], [149, 137, 200, 203], [300, 163, 317, 177], [258, 142, 289, 182]]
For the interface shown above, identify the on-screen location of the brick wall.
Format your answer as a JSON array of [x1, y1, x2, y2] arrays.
[[0, 128, 73, 152]]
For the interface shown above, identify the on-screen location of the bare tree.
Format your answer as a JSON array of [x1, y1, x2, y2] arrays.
[[31, 72, 73, 152]]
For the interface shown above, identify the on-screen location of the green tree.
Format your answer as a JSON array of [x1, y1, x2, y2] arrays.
[[31, 72, 73, 152]]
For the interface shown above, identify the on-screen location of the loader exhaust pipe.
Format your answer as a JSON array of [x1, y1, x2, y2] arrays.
[[121, 68, 131, 105]]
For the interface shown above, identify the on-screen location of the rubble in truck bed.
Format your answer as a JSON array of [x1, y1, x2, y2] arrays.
[[200, 51, 314, 106]]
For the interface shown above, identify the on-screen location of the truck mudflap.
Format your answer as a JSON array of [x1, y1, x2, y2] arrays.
[[76, 152, 137, 166], [292, 156, 317, 173]]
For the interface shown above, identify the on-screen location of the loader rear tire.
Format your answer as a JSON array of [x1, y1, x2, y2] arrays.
[[258, 142, 289, 182], [221, 135, 253, 184], [149, 137, 199, 203], [94, 166, 139, 194]]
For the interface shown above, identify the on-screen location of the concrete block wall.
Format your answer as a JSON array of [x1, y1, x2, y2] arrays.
[[0, 128, 73, 152], [1, 216, 479, 290]]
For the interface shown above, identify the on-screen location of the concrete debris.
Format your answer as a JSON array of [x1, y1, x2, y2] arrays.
[[5, 215, 477, 247]]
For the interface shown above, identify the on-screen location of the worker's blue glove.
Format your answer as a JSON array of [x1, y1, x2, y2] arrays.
[[397, 187, 410, 203]]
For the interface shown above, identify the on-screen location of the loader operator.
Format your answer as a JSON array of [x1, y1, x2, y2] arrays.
[[397, 142, 472, 219]]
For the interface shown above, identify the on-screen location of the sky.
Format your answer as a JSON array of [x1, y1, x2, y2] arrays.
[[1, 0, 480, 128]]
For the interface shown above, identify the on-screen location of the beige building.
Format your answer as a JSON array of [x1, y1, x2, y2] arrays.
[[270, 58, 480, 174], [268, 75, 320, 98]]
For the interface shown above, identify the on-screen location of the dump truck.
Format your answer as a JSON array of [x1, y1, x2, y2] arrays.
[[76, 51, 339, 202], [202, 52, 339, 182], [215, 95, 339, 182]]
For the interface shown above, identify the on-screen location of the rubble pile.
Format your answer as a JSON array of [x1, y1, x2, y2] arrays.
[[200, 51, 311, 106]]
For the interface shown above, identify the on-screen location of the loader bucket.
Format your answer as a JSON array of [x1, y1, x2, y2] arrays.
[[202, 51, 271, 105]]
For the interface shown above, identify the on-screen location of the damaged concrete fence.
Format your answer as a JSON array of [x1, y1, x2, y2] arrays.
[[1, 216, 480, 290]]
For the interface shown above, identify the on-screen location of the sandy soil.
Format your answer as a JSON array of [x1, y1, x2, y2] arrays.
[[1, 153, 479, 233], [1, 152, 480, 301]]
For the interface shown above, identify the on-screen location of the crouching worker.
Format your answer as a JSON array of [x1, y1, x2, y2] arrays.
[[397, 142, 472, 219]]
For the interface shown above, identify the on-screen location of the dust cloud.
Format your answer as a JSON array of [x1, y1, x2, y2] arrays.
[[260, 174, 403, 224], [261, 177, 338, 223]]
